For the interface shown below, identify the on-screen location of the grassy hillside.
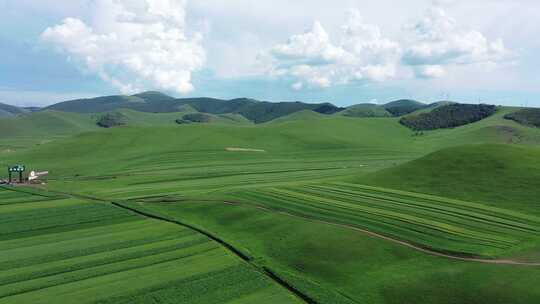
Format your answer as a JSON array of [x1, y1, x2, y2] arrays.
[[46, 91, 176, 113], [409, 106, 540, 147], [268, 110, 328, 123], [104, 109, 251, 127], [360, 144, 540, 215], [339, 104, 392, 118], [504, 108, 540, 128], [409, 101, 456, 116], [126, 195, 540, 304], [0, 111, 99, 152], [384, 99, 427, 116], [223, 182, 540, 258], [400, 104, 497, 131], [3, 104, 540, 303], [0, 116, 419, 182], [45, 92, 343, 123], [5, 109, 540, 184], [0, 109, 253, 153]]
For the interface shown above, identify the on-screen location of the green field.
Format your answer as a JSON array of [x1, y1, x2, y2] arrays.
[[221, 182, 540, 258], [2, 99, 540, 303], [124, 197, 540, 304], [0, 187, 301, 304]]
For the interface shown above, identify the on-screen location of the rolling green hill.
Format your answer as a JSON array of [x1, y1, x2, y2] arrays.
[[504, 108, 540, 128], [360, 144, 540, 215], [383, 99, 427, 116], [406, 101, 457, 116], [3, 95, 540, 304], [45, 92, 344, 123], [400, 104, 497, 131], [339, 104, 392, 117], [0, 108, 253, 152], [45, 92, 179, 113], [0, 111, 97, 139], [267, 110, 328, 123]]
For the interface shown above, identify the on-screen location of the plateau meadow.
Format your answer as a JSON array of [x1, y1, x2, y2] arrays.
[[1, 94, 540, 303]]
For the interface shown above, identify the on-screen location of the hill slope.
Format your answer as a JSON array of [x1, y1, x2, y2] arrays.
[[0, 111, 98, 138], [400, 104, 497, 131], [360, 144, 540, 215], [3, 107, 540, 303], [504, 108, 540, 128], [0, 102, 28, 117], [383, 99, 427, 116], [45, 92, 181, 113], [339, 104, 392, 118]]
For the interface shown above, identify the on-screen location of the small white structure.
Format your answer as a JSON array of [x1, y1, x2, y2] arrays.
[[28, 171, 49, 181]]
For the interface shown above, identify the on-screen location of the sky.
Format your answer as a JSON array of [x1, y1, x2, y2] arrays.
[[1, 0, 539, 107]]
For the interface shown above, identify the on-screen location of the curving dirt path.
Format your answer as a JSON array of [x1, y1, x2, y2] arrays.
[[222, 201, 540, 266]]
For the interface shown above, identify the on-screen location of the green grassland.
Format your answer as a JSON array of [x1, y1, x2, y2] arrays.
[[0, 109, 251, 155], [360, 144, 540, 215], [123, 198, 540, 304], [2, 100, 540, 303], [504, 107, 540, 128], [0, 187, 301, 304], [221, 182, 540, 258]]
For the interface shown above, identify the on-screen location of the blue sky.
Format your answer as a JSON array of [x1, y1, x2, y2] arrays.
[[1, 0, 539, 107]]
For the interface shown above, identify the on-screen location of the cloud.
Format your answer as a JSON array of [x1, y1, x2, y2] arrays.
[[403, 6, 509, 78], [270, 21, 349, 66], [41, 0, 205, 94], [264, 4, 512, 87], [266, 9, 401, 89], [414, 65, 446, 79]]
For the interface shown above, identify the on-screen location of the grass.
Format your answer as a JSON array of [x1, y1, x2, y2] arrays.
[[504, 107, 540, 128], [219, 182, 540, 258], [3, 107, 540, 303], [338, 104, 392, 118], [126, 198, 540, 304], [360, 144, 540, 215], [0, 187, 301, 303]]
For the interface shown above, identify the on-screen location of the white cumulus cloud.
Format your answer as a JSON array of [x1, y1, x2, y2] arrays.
[[265, 4, 512, 87], [266, 9, 401, 89], [403, 6, 509, 78], [41, 0, 206, 94]]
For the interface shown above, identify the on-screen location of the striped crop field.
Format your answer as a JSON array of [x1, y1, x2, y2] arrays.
[[227, 182, 540, 258], [0, 187, 62, 206], [0, 187, 301, 303]]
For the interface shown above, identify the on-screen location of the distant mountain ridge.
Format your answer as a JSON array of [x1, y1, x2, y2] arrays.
[[0, 102, 28, 117], [45, 91, 346, 123], [7, 92, 508, 124]]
